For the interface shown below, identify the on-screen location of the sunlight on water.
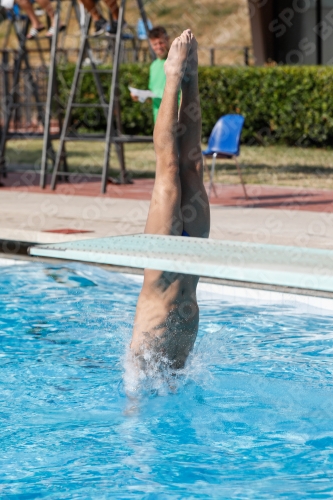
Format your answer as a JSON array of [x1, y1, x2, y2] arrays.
[[1, 260, 333, 498]]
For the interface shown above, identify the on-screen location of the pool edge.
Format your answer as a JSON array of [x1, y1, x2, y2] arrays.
[[2, 251, 333, 302]]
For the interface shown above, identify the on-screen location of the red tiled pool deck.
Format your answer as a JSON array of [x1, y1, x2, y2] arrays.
[[1, 173, 333, 213]]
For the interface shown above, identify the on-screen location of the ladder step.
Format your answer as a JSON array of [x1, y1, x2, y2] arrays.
[[86, 34, 116, 39], [64, 135, 106, 141], [79, 69, 113, 74], [7, 103, 46, 108], [51, 171, 106, 178], [25, 36, 53, 41], [6, 133, 60, 139], [71, 103, 109, 108], [63, 134, 154, 143], [85, 34, 132, 40], [114, 135, 154, 144]]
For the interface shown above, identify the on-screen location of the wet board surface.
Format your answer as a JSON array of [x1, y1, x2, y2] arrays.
[[29, 234, 333, 292]]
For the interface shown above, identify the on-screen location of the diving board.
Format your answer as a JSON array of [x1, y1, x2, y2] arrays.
[[29, 234, 333, 293]]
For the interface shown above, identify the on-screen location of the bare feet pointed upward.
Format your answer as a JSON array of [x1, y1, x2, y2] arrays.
[[164, 29, 193, 89], [182, 34, 198, 86]]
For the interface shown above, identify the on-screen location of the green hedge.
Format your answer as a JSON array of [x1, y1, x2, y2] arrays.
[[58, 64, 153, 136], [58, 64, 333, 146]]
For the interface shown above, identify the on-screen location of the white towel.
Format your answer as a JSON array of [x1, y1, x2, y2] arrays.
[[1, 0, 15, 9]]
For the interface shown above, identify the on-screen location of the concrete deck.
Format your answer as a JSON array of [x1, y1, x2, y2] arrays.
[[2, 173, 333, 212], [1, 178, 333, 250]]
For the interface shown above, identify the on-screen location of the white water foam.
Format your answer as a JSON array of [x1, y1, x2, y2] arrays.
[[122, 328, 219, 398], [0, 258, 29, 266]]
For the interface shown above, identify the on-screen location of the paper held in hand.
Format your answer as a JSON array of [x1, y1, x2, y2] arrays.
[[129, 87, 156, 103]]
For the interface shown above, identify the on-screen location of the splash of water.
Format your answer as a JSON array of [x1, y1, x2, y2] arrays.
[[122, 326, 222, 398]]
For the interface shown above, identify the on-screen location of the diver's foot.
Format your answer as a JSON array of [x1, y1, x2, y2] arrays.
[[164, 29, 193, 89], [182, 35, 198, 87]]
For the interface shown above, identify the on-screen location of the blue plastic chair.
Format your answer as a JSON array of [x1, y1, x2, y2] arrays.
[[202, 114, 247, 199]]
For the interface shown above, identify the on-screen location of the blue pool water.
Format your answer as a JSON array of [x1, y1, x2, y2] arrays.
[[1, 259, 333, 499]]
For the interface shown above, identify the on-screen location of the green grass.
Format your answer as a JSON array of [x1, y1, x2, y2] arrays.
[[208, 4, 239, 17], [156, 6, 175, 17], [5, 140, 333, 189]]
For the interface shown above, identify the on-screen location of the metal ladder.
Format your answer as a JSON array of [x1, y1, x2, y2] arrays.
[[50, 0, 153, 194], [0, 0, 66, 186]]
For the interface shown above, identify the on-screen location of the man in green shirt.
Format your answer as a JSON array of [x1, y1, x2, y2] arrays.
[[147, 26, 170, 122], [131, 26, 173, 122]]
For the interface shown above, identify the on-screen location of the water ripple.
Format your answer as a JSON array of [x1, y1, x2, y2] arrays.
[[0, 261, 333, 498]]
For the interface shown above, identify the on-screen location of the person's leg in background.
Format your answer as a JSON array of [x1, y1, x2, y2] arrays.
[[79, 0, 108, 35], [79, 0, 121, 35], [36, 0, 54, 26], [17, 0, 64, 39], [16, 0, 45, 38], [36, 0, 65, 37], [103, 0, 120, 33], [103, 0, 118, 21]]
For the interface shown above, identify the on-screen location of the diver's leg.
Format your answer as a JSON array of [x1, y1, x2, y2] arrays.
[[144, 30, 192, 237], [178, 37, 210, 238], [130, 31, 195, 366]]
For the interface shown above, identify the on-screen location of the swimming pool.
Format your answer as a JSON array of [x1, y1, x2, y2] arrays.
[[1, 258, 333, 498]]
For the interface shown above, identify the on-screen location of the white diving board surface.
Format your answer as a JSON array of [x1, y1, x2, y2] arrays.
[[29, 234, 333, 293]]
